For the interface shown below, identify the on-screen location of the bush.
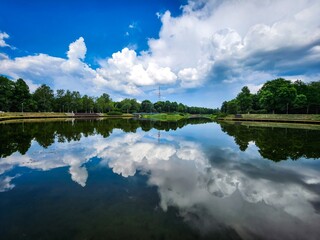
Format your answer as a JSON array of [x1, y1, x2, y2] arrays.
[[216, 113, 228, 118], [107, 111, 122, 115]]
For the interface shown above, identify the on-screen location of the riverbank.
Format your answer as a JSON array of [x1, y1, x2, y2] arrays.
[[140, 113, 215, 121], [0, 112, 134, 122], [217, 114, 320, 124]]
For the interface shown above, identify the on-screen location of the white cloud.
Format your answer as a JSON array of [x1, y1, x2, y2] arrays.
[[64, 155, 88, 187], [0, 0, 319, 99], [0, 175, 18, 192], [67, 37, 86, 60], [0, 53, 9, 60], [0, 32, 10, 48]]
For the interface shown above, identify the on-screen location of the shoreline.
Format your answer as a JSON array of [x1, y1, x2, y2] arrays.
[[217, 114, 320, 125], [1, 113, 320, 125], [0, 112, 134, 123]]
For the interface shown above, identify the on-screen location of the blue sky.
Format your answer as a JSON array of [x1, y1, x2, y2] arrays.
[[1, 0, 319, 108]]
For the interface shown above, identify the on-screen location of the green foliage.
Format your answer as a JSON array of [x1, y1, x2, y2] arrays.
[[0, 76, 15, 111], [236, 86, 252, 113], [107, 111, 123, 115], [221, 78, 320, 114], [293, 94, 307, 109], [32, 84, 54, 112], [140, 100, 153, 113]]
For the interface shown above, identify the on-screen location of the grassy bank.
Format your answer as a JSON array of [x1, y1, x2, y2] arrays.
[[223, 120, 320, 130], [141, 113, 217, 121], [0, 112, 69, 121], [0, 112, 134, 122], [217, 114, 320, 124], [141, 113, 187, 121]]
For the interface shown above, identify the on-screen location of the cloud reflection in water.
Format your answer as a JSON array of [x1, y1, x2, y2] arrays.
[[0, 128, 320, 239]]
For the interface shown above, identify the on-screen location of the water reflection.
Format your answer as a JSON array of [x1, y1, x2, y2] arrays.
[[1, 119, 320, 239], [219, 121, 320, 161]]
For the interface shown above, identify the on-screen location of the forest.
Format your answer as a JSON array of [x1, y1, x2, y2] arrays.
[[221, 78, 320, 114], [0, 76, 217, 114]]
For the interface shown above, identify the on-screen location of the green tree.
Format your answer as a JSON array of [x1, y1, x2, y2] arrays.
[[177, 103, 186, 113], [71, 91, 82, 112], [96, 93, 112, 113], [258, 78, 296, 113], [55, 89, 65, 112], [306, 81, 320, 113], [293, 94, 307, 110], [11, 78, 31, 112], [32, 84, 54, 112], [0, 76, 14, 111], [226, 100, 238, 114], [140, 100, 153, 113], [236, 86, 252, 113], [170, 102, 178, 112], [119, 98, 132, 113], [81, 95, 95, 113], [221, 101, 228, 113], [129, 99, 140, 113]]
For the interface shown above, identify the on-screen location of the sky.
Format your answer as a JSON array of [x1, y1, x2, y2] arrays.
[[0, 0, 319, 108]]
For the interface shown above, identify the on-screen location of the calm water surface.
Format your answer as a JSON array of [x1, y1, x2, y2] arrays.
[[0, 119, 320, 240]]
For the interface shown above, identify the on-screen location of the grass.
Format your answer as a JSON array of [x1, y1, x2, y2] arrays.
[[141, 113, 217, 121], [141, 113, 186, 121], [220, 114, 320, 121], [0, 112, 69, 121], [223, 120, 320, 130], [0, 112, 135, 122]]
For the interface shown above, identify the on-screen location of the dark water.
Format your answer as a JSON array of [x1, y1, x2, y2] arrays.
[[1, 119, 320, 240]]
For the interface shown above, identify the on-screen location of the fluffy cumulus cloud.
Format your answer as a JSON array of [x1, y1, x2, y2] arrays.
[[0, 32, 11, 48], [0, 0, 320, 100]]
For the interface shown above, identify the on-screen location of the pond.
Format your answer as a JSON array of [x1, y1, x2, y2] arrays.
[[0, 118, 320, 240]]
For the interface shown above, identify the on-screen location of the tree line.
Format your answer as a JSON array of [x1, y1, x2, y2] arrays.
[[221, 78, 320, 114], [0, 76, 217, 114]]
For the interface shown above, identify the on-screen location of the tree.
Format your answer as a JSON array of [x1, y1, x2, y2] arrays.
[[0, 76, 14, 111], [221, 101, 228, 113], [170, 101, 178, 112], [32, 84, 54, 112], [11, 78, 31, 112], [154, 101, 164, 113], [178, 103, 186, 113], [81, 95, 95, 113], [129, 99, 140, 113], [276, 85, 297, 113], [293, 94, 307, 110], [306, 81, 320, 114], [257, 78, 296, 113], [236, 86, 252, 113], [226, 100, 238, 114], [119, 99, 132, 113], [96, 93, 109, 113], [55, 89, 65, 112], [140, 100, 153, 113]]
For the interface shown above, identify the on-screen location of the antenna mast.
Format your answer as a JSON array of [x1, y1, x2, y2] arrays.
[[158, 86, 161, 101]]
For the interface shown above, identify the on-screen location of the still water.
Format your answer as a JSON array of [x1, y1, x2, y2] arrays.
[[0, 119, 320, 240]]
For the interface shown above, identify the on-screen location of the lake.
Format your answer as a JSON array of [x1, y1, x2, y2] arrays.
[[0, 118, 320, 240]]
